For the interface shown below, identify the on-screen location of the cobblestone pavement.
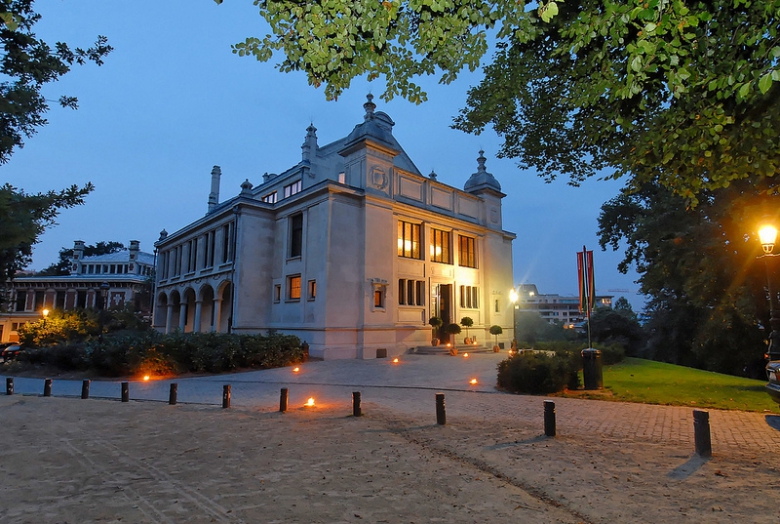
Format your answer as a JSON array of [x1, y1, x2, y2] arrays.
[[4, 352, 780, 453]]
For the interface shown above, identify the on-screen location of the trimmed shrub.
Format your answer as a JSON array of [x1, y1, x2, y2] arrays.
[[497, 352, 579, 394]]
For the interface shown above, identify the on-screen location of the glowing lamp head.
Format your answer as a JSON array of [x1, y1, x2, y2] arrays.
[[509, 288, 518, 304], [759, 224, 778, 254], [42, 308, 49, 318], [305, 397, 315, 407]]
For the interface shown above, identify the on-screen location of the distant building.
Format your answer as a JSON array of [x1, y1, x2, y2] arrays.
[[516, 284, 613, 327], [0, 240, 154, 343], [153, 96, 516, 359]]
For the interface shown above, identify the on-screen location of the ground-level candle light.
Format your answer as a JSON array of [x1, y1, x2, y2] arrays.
[[293, 367, 300, 373], [305, 397, 315, 407], [470, 378, 478, 385], [143, 375, 150, 381], [463, 353, 469, 358], [393, 357, 399, 363]]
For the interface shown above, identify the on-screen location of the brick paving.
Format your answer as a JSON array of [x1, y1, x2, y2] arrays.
[[3, 352, 780, 453]]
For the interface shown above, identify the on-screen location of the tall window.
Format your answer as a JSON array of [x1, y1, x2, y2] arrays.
[[397, 221, 421, 259], [288, 275, 301, 300], [222, 223, 233, 264], [283, 180, 302, 198], [459, 285, 479, 309], [430, 228, 451, 264], [398, 279, 425, 306], [290, 213, 303, 258], [262, 191, 278, 203], [458, 235, 477, 268], [308, 279, 317, 300]]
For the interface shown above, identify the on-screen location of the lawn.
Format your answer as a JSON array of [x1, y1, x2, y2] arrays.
[[559, 357, 779, 413]]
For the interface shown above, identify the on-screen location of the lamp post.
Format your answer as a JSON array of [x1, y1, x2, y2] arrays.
[[99, 281, 110, 336], [42, 308, 49, 327], [758, 222, 780, 361], [509, 287, 518, 353]]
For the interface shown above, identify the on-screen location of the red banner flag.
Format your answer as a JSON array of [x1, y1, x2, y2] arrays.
[[577, 247, 595, 315]]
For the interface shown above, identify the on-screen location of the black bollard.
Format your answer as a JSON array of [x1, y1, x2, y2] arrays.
[[43, 378, 52, 397], [121, 382, 129, 402], [693, 409, 712, 457], [352, 391, 362, 417], [436, 393, 446, 425], [279, 387, 288, 412], [81, 379, 90, 399], [6, 377, 13, 396], [222, 384, 231, 409], [544, 400, 556, 437], [169, 383, 178, 405]]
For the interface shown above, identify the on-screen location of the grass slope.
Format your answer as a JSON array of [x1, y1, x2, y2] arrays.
[[560, 357, 778, 413]]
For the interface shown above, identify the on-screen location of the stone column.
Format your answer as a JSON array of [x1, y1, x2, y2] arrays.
[[194, 299, 203, 333], [213, 297, 223, 333], [165, 302, 174, 334], [178, 302, 187, 332]]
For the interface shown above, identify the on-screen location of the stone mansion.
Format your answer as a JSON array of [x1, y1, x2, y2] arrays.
[[153, 96, 515, 359]]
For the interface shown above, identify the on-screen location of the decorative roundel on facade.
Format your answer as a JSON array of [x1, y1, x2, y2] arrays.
[[371, 167, 389, 190]]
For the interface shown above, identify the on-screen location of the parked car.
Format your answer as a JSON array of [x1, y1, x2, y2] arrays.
[[0, 344, 22, 362], [766, 361, 780, 404]]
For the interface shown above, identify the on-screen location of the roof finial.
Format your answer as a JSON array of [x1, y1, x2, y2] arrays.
[[363, 93, 376, 121], [477, 150, 487, 173]]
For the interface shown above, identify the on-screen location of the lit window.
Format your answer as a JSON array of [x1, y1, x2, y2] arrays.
[[397, 221, 421, 259], [458, 235, 477, 268], [430, 228, 451, 264], [288, 275, 301, 300], [338, 172, 346, 184]]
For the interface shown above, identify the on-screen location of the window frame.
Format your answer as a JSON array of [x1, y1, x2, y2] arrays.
[[397, 220, 422, 259], [458, 234, 477, 268], [287, 275, 302, 301], [430, 228, 451, 264]]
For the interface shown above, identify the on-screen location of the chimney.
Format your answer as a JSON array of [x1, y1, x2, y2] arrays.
[[301, 123, 318, 163], [208, 165, 221, 212], [71, 240, 85, 275], [129, 240, 140, 260]]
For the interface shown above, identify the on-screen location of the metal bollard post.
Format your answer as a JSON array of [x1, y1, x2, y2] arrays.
[[121, 382, 129, 402], [544, 400, 556, 437], [6, 377, 13, 395], [222, 384, 231, 409], [693, 409, 712, 457], [352, 391, 362, 417], [43, 378, 52, 397], [279, 387, 288, 412], [435, 393, 446, 425], [81, 379, 90, 399], [169, 383, 178, 405]]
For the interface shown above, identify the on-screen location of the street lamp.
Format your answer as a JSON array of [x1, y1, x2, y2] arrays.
[[99, 282, 110, 310], [42, 308, 49, 327], [509, 287, 518, 353], [758, 222, 779, 361]]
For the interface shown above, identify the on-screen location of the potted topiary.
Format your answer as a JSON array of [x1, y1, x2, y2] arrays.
[[489, 324, 503, 352], [460, 316, 474, 344], [444, 323, 462, 354], [428, 316, 443, 346]]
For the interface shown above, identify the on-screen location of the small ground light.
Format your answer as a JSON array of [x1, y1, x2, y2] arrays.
[[463, 352, 469, 358], [143, 375, 150, 381], [393, 357, 399, 363], [470, 378, 478, 385], [293, 367, 300, 373], [305, 397, 315, 407]]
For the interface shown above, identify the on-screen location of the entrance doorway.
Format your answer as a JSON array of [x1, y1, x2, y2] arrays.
[[433, 283, 453, 326]]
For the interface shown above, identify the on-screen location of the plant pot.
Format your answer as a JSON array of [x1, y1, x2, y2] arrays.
[[464, 337, 470, 345], [431, 338, 440, 347], [449, 348, 458, 356], [493, 345, 500, 353]]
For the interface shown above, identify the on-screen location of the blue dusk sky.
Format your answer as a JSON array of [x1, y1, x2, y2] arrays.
[[5, 1, 643, 308]]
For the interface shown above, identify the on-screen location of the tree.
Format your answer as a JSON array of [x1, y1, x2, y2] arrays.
[[0, 183, 93, 286], [588, 306, 644, 356], [613, 297, 638, 322], [0, 0, 112, 162], [37, 241, 125, 276], [220, 0, 780, 200], [597, 180, 774, 376], [0, 1, 111, 287]]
